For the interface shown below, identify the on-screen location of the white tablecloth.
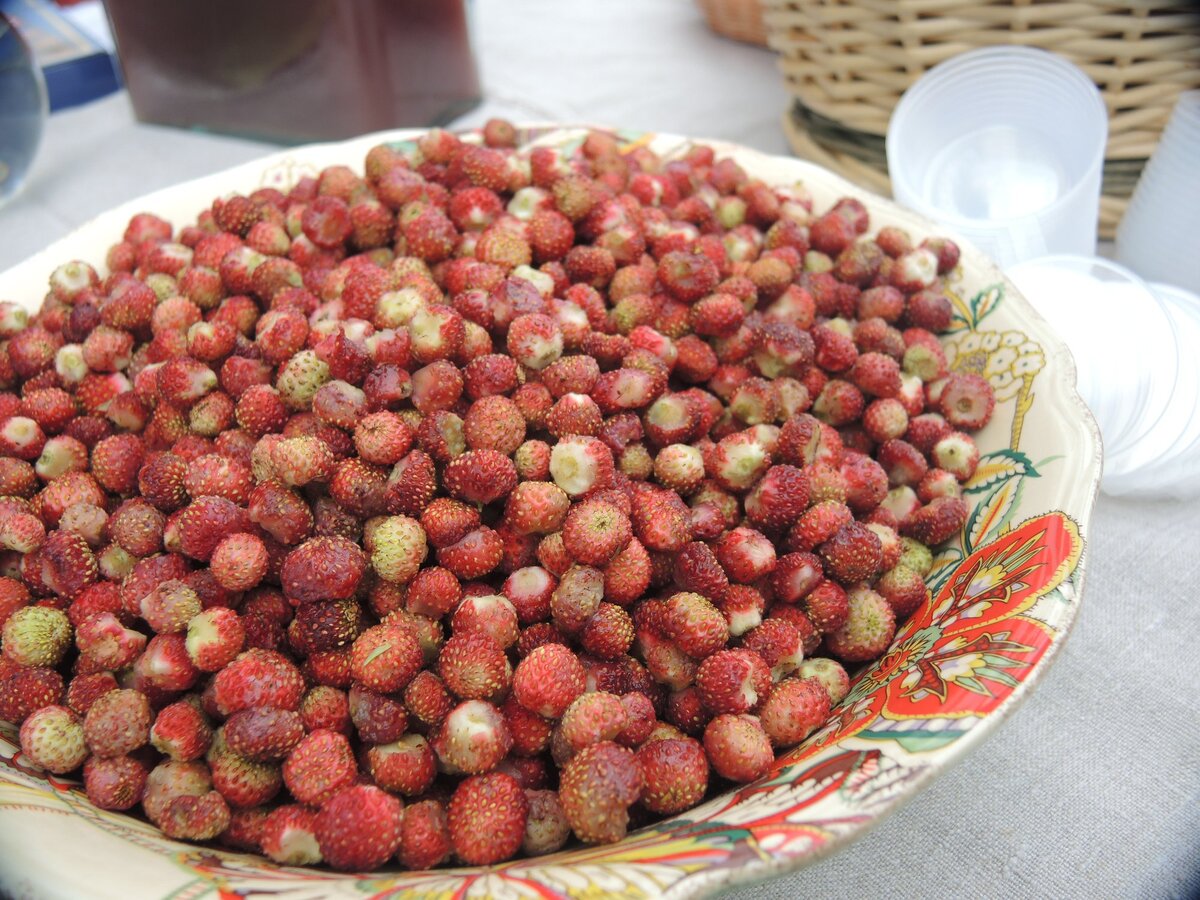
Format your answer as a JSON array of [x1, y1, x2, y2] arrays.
[[1, 2, 1196, 897]]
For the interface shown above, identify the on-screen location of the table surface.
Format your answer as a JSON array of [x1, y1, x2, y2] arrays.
[[1, 1, 1197, 898]]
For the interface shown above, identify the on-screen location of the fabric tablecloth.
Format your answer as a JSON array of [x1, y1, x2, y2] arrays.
[[1, 1, 1196, 897]]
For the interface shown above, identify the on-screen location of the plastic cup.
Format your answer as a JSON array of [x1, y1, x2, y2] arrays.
[[1115, 91, 1200, 294], [1004, 255, 1180, 489], [887, 47, 1107, 269]]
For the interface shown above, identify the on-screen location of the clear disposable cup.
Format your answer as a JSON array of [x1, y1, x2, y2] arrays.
[[887, 46, 1107, 269], [1004, 255, 1180, 484], [1115, 91, 1200, 294]]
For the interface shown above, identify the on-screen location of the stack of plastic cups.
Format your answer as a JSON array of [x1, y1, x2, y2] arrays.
[[1004, 256, 1200, 497], [1116, 91, 1200, 296], [886, 46, 1108, 269], [1109, 89, 1200, 496]]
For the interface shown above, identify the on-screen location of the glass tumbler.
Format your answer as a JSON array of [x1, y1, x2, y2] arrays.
[[0, 12, 47, 207]]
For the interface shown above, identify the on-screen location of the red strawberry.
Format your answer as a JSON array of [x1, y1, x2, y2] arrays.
[[314, 784, 403, 871], [825, 585, 896, 662], [759, 677, 831, 747], [558, 741, 642, 844], [83, 754, 148, 811], [211, 649, 305, 715], [636, 736, 709, 814], [938, 371, 995, 430], [512, 643, 587, 718], [448, 772, 530, 865], [282, 729, 357, 806], [703, 713, 773, 783], [400, 799, 453, 870], [261, 805, 323, 866]]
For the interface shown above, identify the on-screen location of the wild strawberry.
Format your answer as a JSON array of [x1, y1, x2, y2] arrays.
[[875, 564, 929, 620], [349, 622, 423, 694], [702, 712, 772, 783], [443, 771, 530, 866], [0, 666, 64, 724], [282, 729, 357, 806], [549, 435, 615, 497], [558, 741, 642, 844], [862, 398, 910, 445], [580, 603, 635, 659], [460, 395, 525, 455], [658, 250, 719, 301], [212, 648, 305, 715], [450, 592, 518, 647], [817, 521, 883, 585], [259, 805, 323, 866], [714, 526, 777, 584], [83, 688, 152, 758], [200, 533, 267, 593], [602, 537, 652, 606], [503, 312, 562, 371], [224, 707, 304, 762], [636, 736, 709, 814], [657, 590, 725, 658], [560, 691, 628, 753], [149, 701, 212, 761], [938, 371, 995, 430], [742, 617, 805, 681], [433, 698, 512, 775], [437, 631, 511, 701], [2, 605, 71, 667], [384, 447, 438, 517], [796, 657, 849, 706], [648, 444, 702, 495], [82, 754, 148, 811], [629, 488, 692, 554], [437, 526, 504, 580], [550, 564, 605, 636], [0, 578, 30, 631], [0, 455, 37, 498], [767, 551, 820, 606], [19, 704, 88, 774], [902, 495, 968, 545], [37, 529, 98, 600], [313, 784, 403, 872], [156, 789, 232, 842], [501, 482, 576, 540], [0, 508, 44, 554], [0, 415, 46, 462], [443, 449, 518, 506], [558, 498, 632, 567], [280, 536, 368, 603], [904, 288, 953, 331], [824, 585, 895, 664], [931, 430, 981, 482], [797, 578, 846, 633], [757, 677, 830, 748], [75, 611, 146, 670], [392, 798, 452, 870], [918, 467, 963, 503], [695, 648, 771, 715], [132, 633, 201, 694]]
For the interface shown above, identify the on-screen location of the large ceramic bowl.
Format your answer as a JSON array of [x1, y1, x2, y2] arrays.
[[0, 127, 1102, 899]]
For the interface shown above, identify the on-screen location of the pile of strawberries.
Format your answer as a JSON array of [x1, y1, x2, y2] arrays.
[[0, 121, 995, 871]]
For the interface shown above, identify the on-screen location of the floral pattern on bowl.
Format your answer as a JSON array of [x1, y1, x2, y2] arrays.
[[0, 127, 1102, 900]]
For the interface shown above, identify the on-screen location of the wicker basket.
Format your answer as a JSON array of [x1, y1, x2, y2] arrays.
[[762, 0, 1200, 239], [697, 0, 769, 46]]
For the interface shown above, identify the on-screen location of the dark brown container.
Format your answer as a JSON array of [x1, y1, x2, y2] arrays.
[[104, 0, 481, 144]]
